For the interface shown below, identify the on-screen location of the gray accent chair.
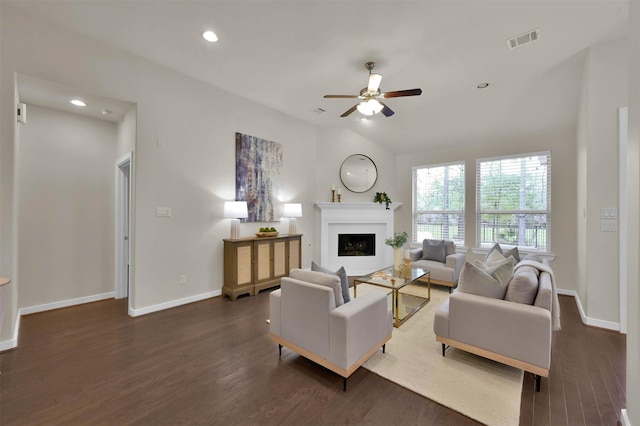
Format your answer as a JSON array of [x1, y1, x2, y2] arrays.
[[410, 240, 466, 292], [269, 269, 392, 390]]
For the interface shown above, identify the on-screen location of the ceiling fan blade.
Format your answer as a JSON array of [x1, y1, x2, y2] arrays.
[[367, 73, 382, 93], [380, 88, 422, 98], [324, 94, 359, 99], [340, 104, 359, 117], [379, 102, 395, 117]]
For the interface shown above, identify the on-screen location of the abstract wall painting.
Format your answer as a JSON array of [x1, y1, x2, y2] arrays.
[[235, 132, 282, 222]]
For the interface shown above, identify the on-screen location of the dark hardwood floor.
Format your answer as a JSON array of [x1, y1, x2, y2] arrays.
[[1, 290, 625, 425]]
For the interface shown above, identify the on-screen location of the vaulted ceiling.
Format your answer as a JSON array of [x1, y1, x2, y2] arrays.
[[7, 1, 629, 154]]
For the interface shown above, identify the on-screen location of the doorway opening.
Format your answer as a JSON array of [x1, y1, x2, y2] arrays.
[[116, 152, 133, 314]]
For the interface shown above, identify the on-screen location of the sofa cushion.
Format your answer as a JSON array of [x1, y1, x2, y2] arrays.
[[311, 261, 350, 303], [422, 239, 446, 263], [505, 266, 539, 305], [289, 269, 344, 307], [457, 261, 510, 299]]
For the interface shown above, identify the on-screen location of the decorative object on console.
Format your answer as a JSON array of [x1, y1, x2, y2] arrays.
[[374, 191, 392, 209], [283, 203, 302, 234], [256, 227, 278, 237], [235, 132, 282, 222], [223, 201, 248, 240], [340, 154, 378, 193]]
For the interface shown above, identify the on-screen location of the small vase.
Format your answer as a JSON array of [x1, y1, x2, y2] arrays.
[[393, 247, 404, 273]]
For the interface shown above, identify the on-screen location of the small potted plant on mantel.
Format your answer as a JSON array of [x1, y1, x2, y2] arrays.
[[385, 231, 408, 272], [374, 192, 392, 209]]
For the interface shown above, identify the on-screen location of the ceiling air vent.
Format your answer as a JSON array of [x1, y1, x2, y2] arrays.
[[506, 28, 540, 50]]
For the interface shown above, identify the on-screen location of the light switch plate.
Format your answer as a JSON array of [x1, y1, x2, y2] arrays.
[[600, 219, 617, 232], [156, 207, 171, 217], [600, 208, 618, 219]]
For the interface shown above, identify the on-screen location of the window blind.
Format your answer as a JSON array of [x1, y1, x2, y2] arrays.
[[412, 162, 465, 244], [476, 151, 551, 251]]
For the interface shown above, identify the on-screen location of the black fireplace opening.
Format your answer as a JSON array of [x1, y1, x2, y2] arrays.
[[338, 233, 375, 256]]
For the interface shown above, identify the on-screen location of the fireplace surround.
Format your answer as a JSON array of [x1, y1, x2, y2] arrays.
[[316, 202, 401, 275]]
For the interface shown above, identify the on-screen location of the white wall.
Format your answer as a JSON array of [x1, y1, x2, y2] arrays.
[[313, 126, 398, 263], [17, 104, 117, 307], [395, 126, 578, 295], [117, 108, 136, 158], [578, 37, 628, 325], [625, 1, 639, 424], [0, 6, 318, 338]]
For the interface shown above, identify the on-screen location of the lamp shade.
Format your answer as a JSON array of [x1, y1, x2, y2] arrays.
[[283, 203, 303, 218], [223, 201, 248, 219]]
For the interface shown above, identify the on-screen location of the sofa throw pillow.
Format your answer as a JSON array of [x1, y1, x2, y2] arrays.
[[444, 241, 456, 257], [311, 261, 350, 303], [505, 267, 539, 304], [484, 247, 507, 267], [483, 257, 515, 287], [457, 261, 510, 300], [421, 239, 446, 263], [484, 242, 503, 263], [503, 247, 521, 263], [289, 269, 344, 307], [485, 242, 520, 264]]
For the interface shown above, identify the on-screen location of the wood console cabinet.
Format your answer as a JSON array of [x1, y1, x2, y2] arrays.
[[223, 234, 302, 301]]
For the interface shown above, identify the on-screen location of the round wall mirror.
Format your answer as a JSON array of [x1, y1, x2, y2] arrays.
[[340, 154, 378, 193]]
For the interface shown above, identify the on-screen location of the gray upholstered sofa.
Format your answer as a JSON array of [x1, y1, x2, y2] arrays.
[[410, 239, 466, 292], [433, 258, 558, 391], [269, 269, 392, 390]]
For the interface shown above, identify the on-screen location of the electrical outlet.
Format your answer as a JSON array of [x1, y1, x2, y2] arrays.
[[179, 274, 187, 285]]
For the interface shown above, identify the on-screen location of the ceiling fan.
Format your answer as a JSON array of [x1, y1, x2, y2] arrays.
[[324, 62, 422, 118]]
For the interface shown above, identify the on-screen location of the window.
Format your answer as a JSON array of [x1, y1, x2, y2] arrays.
[[476, 152, 551, 251], [412, 162, 465, 244]]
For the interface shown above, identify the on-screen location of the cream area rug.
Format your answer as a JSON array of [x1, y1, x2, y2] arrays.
[[353, 284, 523, 426]]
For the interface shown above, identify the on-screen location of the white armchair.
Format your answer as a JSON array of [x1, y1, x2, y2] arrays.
[[269, 269, 392, 390]]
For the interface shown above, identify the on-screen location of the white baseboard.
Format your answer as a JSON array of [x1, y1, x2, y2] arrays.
[[557, 289, 620, 332], [621, 409, 631, 426], [0, 292, 114, 352], [20, 292, 115, 315], [129, 290, 221, 317]]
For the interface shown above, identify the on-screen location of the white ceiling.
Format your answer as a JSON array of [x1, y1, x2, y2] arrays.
[[7, 1, 629, 154]]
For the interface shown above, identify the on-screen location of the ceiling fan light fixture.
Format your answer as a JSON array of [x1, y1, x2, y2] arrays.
[[356, 99, 383, 116], [367, 73, 382, 93]]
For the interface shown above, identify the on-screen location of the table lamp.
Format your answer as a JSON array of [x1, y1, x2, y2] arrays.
[[283, 203, 302, 234], [224, 201, 248, 239]]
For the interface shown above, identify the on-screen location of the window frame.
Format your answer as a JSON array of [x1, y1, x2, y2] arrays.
[[475, 151, 551, 252], [412, 161, 465, 245]]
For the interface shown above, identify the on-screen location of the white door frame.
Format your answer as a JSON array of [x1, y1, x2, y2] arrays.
[[115, 151, 134, 314], [619, 107, 628, 334]]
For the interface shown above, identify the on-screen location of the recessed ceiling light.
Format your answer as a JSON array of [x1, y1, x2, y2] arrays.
[[359, 117, 370, 122], [477, 83, 489, 89], [202, 30, 218, 43], [101, 109, 112, 115], [70, 99, 87, 107]]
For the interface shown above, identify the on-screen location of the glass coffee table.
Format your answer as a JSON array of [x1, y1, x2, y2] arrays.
[[353, 266, 431, 328]]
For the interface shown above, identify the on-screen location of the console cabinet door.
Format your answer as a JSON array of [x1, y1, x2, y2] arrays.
[[255, 239, 273, 283], [223, 240, 254, 301]]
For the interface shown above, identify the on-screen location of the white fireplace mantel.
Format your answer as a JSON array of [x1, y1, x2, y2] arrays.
[[316, 202, 402, 275]]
